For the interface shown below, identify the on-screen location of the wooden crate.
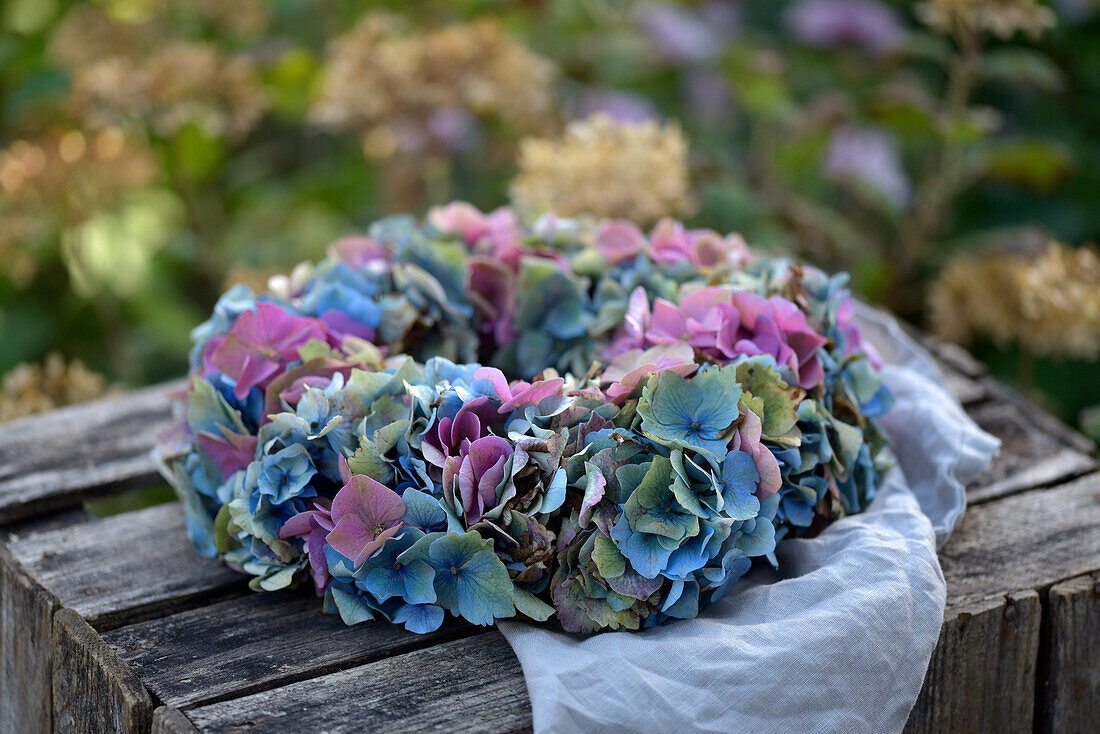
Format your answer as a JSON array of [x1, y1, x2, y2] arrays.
[[1, 344, 1097, 734]]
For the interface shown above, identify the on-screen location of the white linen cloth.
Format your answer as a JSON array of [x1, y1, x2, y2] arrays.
[[499, 305, 999, 734]]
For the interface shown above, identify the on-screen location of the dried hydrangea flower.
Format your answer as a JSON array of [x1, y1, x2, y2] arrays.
[[510, 115, 696, 224], [0, 353, 114, 423], [929, 241, 1100, 359], [69, 42, 266, 141], [312, 12, 556, 157], [916, 0, 1057, 39]]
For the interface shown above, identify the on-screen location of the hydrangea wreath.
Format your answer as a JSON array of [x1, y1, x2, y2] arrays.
[[156, 202, 894, 635]]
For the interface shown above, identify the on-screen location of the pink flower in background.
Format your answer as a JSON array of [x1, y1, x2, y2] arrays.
[[649, 218, 753, 269], [466, 256, 516, 347], [836, 296, 884, 368], [784, 0, 905, 56], [428, 202, 522, 252], [329, 236, 390, 268], [596, 220, 646, 265], [611, 286, 828, 390], [208, 303, 331, 399], [824, 126, 911, 209], [638, 2, 740, 64]]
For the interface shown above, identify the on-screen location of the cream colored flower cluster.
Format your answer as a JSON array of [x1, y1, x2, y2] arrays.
[[312, 12, 556, 156], [929, 242, 1100, 359], [510, 115, 695, 224], [916, 0, 1057, 39], [0, 353, 114, 423]]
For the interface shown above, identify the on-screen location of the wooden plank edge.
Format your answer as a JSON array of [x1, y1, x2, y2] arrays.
[[983, 380, 1097, 457], [7, 503, 252, 634], [102, 589, 482, 712], [1035, 572, 1100, 734], [0, 469, 167, 527], [152, 707, 198, 734], [905, 590, 1040, 734], [968, 455, 1097, 506], [173, 620, 479, 711], [176, 631, 532, 734], [0, 544, 61, 734], [0, 379, 185, 525], [52, 608, 154, 734], [87, 579, 252, 634]]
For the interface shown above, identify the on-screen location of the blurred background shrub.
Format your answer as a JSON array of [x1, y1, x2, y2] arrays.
[[1, 0, 1098, 441]]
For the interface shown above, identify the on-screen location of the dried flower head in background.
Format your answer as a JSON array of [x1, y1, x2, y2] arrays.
[[48, 4, 155, 68], [929, 242, 1100, 359], [0, 353, 114, 423], [0, 129, 158, 283], [510, 114, 695, 223], [68, 42, 266, 141], [917, 0, 1058, 39], [312, 12, 557, 157], [50, 0, 267, 67]]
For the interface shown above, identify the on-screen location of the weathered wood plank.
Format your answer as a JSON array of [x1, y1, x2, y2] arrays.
[[1037, 573, 1100, 733], [0, 380, 183, 524], [940, 472, 1100, 609], [105, 592, 475, 709], [176, 632, 531, 734], [0, 545, 59, 734], [967, 401, 1096, 504], [7, 503, 245, 630], [52, 608, 154, 733], [904, 591, 1040, 734]]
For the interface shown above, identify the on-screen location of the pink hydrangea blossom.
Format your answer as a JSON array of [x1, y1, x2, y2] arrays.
[[208, 303, 332, 399], [328, 236, 390, 268], [474, 366, 566, 414], [649, 219, 753, 270], [601, 342, 698, 402], [324, 474, 406, 565], [443, 435, 513, 524], [421, 397, 500, 468], [611, 286, 828, 390], [595, 220, 646, 265], [731, 409, 782, 498], [279, 498, 334, 593]]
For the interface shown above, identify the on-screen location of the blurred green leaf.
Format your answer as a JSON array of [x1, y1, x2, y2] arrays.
[[981, 48, 1065, 93], [62, 189, 186, 297], [723, 46, 794, 120], [871, 95, 937, 140], [3, 0, 58, 34], [900, 32, 954, 66], [1081, 405, 1100, 446], [980, 139, 1073, 192], [171, 124, 227, 182], [265, 47, 320, 119], [772, 130, 829, 184]]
